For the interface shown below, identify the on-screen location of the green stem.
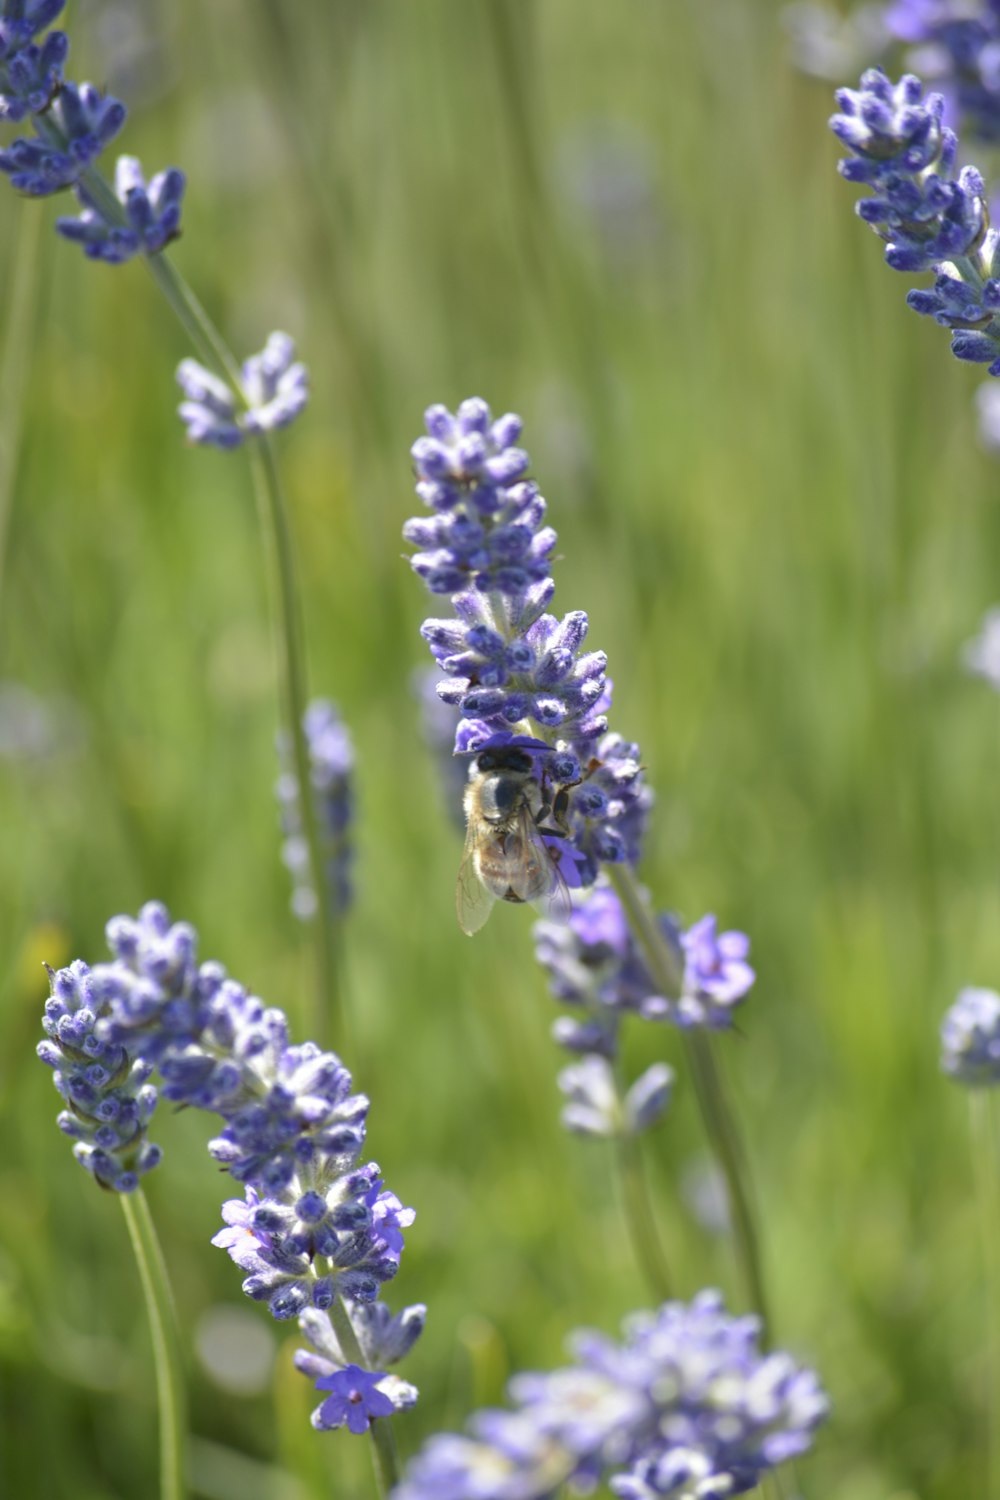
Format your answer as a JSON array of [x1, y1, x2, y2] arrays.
[[248, 436, 342, 1047], [615, 1123, 673, 1302], [66, 151, 342, 1043], [328, 1297, 401, 1498], [606, 863, 770, 1335], [971, 1091, 1000, 1500], [120, 1190, 187, 1500], [0, 201, 43, 631]]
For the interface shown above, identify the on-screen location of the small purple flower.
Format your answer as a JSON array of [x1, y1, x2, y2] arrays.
[[0, 79, 126, 194], [941, 987, 1000, 1084], [829, 67, 1000, 375], [677, 916, 755, 1029], [177, 332, 309, 449], [56, 154, 184, 263], [0, 26, 67, 121], [276, 698, 354, 921], [314, 1365, 396, 1434], [395, 1292, 828, 1500]]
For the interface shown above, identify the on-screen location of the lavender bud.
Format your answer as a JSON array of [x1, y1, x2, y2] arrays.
[[276, 698, 354, 922]]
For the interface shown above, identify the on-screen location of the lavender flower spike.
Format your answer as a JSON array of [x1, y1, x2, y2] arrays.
[[0, 79, 125, 194], [405, 399, 652, 889], [277, 698, 354, 921], [46, 902, 421, 1428], [830, 68, 1000, 374], [177, 332, 309, 449], [37, 959, 161, 1192], [941, 987, 1000, 1084], [394, 1290, 828, 1500], [56, 155, 185, 264]]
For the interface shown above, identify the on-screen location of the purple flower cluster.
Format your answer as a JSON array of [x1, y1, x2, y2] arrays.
[[37, 958, 161, 1192], [533, 884, 755, 1137], [56, 154, 184, 263], [0, 0, 183, 262], [38, 903, 420, 1433], [0, 0, 184, 259], [406, 399, 652, 884], [941, 986, 1000, 1083], [884, 0, 1000, 144], [277, 698, 354, 921], [830, 67, 1000, 373], [393, 1290, 828, 1500], [177, 333, 309, 449]]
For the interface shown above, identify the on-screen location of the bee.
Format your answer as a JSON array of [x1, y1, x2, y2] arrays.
[[456, 743, 573, 935]]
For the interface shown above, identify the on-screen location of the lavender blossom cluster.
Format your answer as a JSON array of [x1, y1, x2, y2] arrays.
[[277, 698, 355, 921], [177, 333, 310, 449], [406, 398, 652, 884], [534, 882, 755, 1138], [393, 1290, 828, 1500], [0, 0, 184, 258], [941, 986, 1000, 1083], [38, 902, 420, 1435], [830, 66, 1000, 373]]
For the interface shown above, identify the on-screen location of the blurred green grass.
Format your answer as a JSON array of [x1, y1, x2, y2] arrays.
[[0, 0, 996, 1495]]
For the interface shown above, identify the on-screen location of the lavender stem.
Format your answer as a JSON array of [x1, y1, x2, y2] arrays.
[[120, 1188, 188, 1500], [971, 1091, 1000, 1499]]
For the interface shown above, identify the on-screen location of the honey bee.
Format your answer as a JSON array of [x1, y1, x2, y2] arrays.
[[456, 743, 573, 935]]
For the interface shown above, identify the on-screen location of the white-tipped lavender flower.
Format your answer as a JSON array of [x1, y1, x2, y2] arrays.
[[277, 698, 354, 921], [556, 1055, 674, 1138], [394, 1291, 828, 1500], [56, 154, 184, 262], [961, 602, 1000, 685], [941, 986, 1000, 1083], [37, 958, 161, 1192], [405, 398, 652, 889], [829, 67, 1000, 373], [177, 332, 309, 449], [41, 902, 420, 1432]]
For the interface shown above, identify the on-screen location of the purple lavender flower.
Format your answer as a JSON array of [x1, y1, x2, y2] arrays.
[[41, 903, 421, 1425], [0, 25, 67, 121], [36, 958, 161, 1192], [0, 78, 126, 193], [313, 1366, 397, 1435], [405, 400, 652, 888], [676, 916, 756, 1030], [394, 1291, 828, 1500], [296, 1304, 420, 1430], [177, 333, 309, 449], [830, 67, 1000, 373], [55, 154, 184, 262], [941, 986, 1000, 1083], [277, 698, 354, 921], [884, 1, 1000, 143]]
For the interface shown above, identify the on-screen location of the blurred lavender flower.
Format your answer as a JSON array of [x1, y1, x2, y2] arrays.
[[941, 986, 1000, 1082], [277, 698, 354, 921], [0, 25, 67, 122], [830, 68, 1000, 373], [406, 398, 652, 887], [676, 916, 756, 1030], [884, 0, 1000, 143], [961, 602, 1000, 683], [41, 902, 420, 1427], [0, 77, 125, 193], [394, 1291, 828, 1500], [558, 1054, 674, 1138], [37, 959, 161, 1192], [412, 665, 467, 828], [783, 2, 892, 81], [177, 332, 309, 448], [56, 154, 184, 262]]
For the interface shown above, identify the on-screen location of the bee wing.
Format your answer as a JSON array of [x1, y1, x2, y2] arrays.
[[456, 824, 497, 936], [508, 806, 573, 923]]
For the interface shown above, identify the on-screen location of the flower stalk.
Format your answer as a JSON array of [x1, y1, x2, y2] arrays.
[[120, 1188, 188, 1500], [971, 1090, 1000, 1500], [607, 863, 770, 1334]]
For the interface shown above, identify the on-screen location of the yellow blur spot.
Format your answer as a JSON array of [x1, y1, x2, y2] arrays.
[[15, 922, 71, 1001]]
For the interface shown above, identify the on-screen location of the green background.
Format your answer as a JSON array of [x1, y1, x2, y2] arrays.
[[0, 2, 992, 1496]]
